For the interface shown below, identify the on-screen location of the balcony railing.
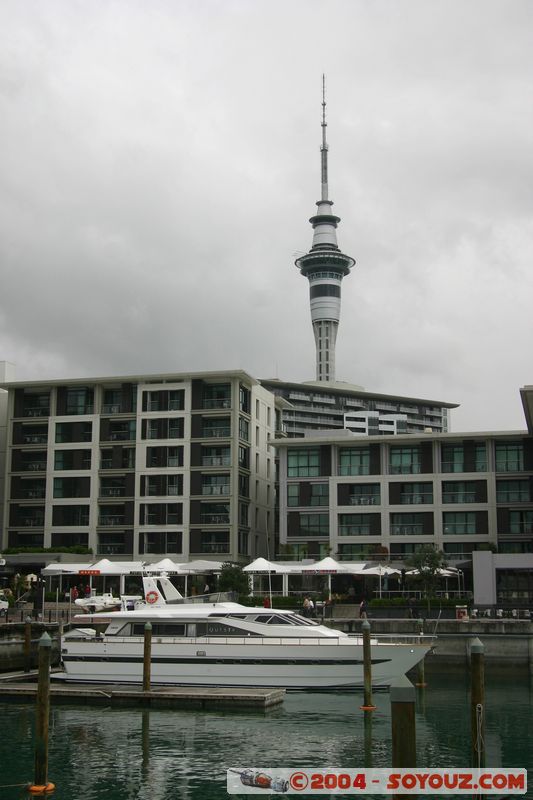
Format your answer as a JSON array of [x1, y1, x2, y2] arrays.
[[100, 459, 113, 469], [202, 428, 231, 438], [23, 435, 48, 444], [442, 492, 476, 503], [102, 404, 121, 414], [497, 493, 530, 503], [443, 526, 476, 535], [67, 405, 94, 415], [198, 543, 230, 553], [24, 462, 47, 472], [23, 490, 45, 499], [23, 407, 49, 417], [389, 464, 421, 474], [21, 518, 45, 527], [201, 514, 230, 525], [100, 487, 125, 497], [391, 525, 424, 535], [98, 516, 125, 526], [109, 432, 131, 441], [202, 456, 231, 466], [202, 398, 231, 409], [349, 496, 379, 505], [202, 485, 230, 496], [167, 457, 181, 467], [441, 461, 487, 473], [400, 494, 433, 504], [339, 526, 371, 536], [496, 460, 524, 472]]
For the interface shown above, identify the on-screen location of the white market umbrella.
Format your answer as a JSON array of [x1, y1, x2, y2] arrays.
[[363, 565, 401, 598]]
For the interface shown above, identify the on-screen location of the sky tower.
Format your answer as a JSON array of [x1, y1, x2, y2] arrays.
[[295, 77, 355, 383]]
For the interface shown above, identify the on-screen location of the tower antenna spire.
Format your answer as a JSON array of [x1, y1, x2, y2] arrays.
[[321, 73, 328, 201]]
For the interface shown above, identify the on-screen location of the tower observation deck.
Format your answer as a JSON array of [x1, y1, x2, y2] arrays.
[[295, 77, 355, 383]]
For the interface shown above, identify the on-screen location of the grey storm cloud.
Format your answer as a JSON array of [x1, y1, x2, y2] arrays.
[[1, 0, 532, 432]]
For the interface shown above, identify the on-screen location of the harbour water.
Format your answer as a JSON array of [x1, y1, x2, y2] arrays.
[[0, 673, 531, 800]]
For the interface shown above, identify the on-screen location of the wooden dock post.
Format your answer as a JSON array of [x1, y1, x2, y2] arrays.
[[29, 632, 55, 794], [360, 619, 376, 710], [390, 676, 416, 800], [24, 616, 32, 673], [143, 622, 152, 692], [363, 711, 373, 767], [470, 637, 485, 770], [415, 618, 427, 688]]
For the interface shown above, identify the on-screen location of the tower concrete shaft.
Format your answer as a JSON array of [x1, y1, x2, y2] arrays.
[[295, 77, 355, 383]]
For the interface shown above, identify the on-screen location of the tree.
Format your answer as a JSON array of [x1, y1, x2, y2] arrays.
[[217, 562, 250, 596], [406, 545, 446, 612]]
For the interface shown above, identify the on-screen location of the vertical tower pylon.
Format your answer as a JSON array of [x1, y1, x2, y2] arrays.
[[295, 76, 355, 382]]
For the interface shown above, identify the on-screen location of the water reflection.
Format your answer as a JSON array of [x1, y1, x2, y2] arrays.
[[0, 675, 531, 800]]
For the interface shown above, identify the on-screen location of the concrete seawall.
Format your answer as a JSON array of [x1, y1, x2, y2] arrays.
[[325, 616, 533, 671]]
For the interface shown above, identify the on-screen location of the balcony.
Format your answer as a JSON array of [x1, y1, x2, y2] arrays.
[[100, 459, 113, 469], [202, 398, 231, 409], [100, 487, 125, 498], [109, 432, 131, 441], [102, 404, 121, 414], [201, 514, 230, 525], [23, 407, 49, 418], [389, 464, 421, 475], [496, 460, 523, 473], [202, 456, 231, 467], [98, 515, 126, 526], [23, 434, 48, 445], [21, 518, 45, 527], [349, 496, 378, 506], [339, 526, 371, 536], [67, 405, 94, 416], [442, 492, 476, 503], [400, 494, 433, 504], [167, 457, 182, 467], [24, 462, 47, 472], [198, 543, 230, 554], [23, 490, 45, 499], [391, 525, 424, 535], [202, 485, 230, 496], [202, 428, 231, 438]]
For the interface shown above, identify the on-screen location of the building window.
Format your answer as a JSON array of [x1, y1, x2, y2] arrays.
[[292, 513, 329, 537], [442, 481, 477, 503], [202, 475, 230, 496], [287, 449, 320, 478], [389, 446, 421, 475], [338, 447, 369, 476], [495, 442, 524, 472], [202, 418, 230, 438], [140, 531, 182, 554], [338, 514, 372, 536], [390, 513, 426, 535], [399, 482, 433, 504], [239, 385, 251, 414], [496, 479, 530, 503], [199, 531, 230, 554], [346, 484, 380, 505], [509, 510, 533, 535], [310, 483, 329, 506], [238, 417, 249, 442], [238, 529, 249, 555], [443, 512, 476, 535], [66, 387, 94, 415], [441, 443, 487, 473], [287, 484, 299, 507]]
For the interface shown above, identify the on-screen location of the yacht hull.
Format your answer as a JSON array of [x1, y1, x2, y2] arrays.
[[59, 636, 430, 689]]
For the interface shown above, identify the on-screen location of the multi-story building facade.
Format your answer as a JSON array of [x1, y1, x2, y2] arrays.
[[0, 370, 283, 562], [260, 379, 456, 438], [276, 428, 533, 563]]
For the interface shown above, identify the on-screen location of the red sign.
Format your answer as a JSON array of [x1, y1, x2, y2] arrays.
[[79, 570, 101, 575]]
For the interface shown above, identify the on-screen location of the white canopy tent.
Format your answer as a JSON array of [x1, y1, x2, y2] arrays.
[[41, 559, 224, 595]]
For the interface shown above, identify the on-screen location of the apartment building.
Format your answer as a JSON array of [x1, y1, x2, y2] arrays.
[[275, 428, 533, 563], [260, 378, 456, 438], [0, 370, 282, 562]]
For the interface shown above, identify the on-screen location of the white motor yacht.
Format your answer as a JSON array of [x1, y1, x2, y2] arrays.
[[58, 576, 432, 690]]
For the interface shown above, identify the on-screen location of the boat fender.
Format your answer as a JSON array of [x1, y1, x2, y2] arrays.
[[146, 591, 159, 604]]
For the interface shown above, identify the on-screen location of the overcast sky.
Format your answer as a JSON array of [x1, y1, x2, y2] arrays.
[[1, 0, 532, 432]]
